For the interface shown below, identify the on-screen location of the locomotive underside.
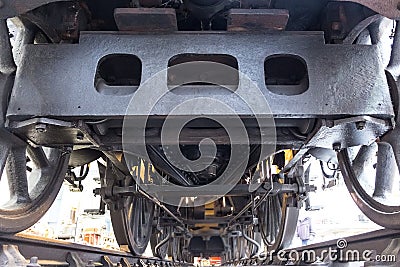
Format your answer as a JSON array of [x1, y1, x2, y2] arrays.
[[0, 0, 400, 262]]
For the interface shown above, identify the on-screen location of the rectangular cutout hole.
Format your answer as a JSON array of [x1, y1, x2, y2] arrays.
[[168, 54, 239, 93], [95, 54, 142, 96], [264, 54, 309, 95]]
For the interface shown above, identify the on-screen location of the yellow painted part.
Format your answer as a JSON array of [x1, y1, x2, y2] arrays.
[[275, 149, 295, 174], [205, 210, 215, 216], [140, 160, 146, 182], [130, 161, 155, 183], [194, 223, 219, 228], [119, 245, 130, 252], [205, 202, 215, 216], [115, 152, 123, 162], [284, 149, 294, 164]]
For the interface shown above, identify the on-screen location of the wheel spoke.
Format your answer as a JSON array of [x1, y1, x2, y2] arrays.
[[0, 141, 10, 179], [6, 146, 31, 204], [373, 142, 399, 199], [352, 144, 378, 186], [265, 198, 274, 244], [272, 196, 280, 240], [27, 146, 50, 168], [339, 147, 400, 229], [257, 192, 299, 251], [139, 199, 145, 240]]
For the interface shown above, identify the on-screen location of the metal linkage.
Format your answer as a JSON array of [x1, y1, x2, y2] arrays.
[[0, 234, 186, 267], [109, 183, 308, 198]]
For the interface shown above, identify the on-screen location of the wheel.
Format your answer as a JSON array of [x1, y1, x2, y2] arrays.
[[111, 186, 155, 255], [170, 236, 192, 262], [0, 19, 70, 234], [110, 175, 155, 255], [151, 226, 170, 258], [225, 230, 248, 261], [171, 236, 184, 262], [257, 194, 299, 251], [232, 235, 241, 261], [338, 141, 400, 229], [0, 143, 70, 233], [238, 235, 247, 259]]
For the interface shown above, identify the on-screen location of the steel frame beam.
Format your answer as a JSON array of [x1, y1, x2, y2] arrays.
[[6, 32, 393, 119], [4, 31, 394, 150]]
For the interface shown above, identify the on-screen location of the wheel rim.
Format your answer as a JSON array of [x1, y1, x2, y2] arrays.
[[0, 142, 69, 233], [171, 236, 183, 262], [111, 178, 155, 255], [131, 197, 154, 247], [338, 142, 400, 229], [258, 194, 299, 251]]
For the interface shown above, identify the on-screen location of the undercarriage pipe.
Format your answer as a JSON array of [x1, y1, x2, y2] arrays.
[[154, 231, 171, 258], [242, 227, 261, 258]]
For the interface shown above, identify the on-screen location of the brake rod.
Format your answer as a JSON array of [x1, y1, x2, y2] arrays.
[[147, 145, 194, 186]]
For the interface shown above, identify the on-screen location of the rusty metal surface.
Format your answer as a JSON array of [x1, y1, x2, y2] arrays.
[[228, 9, 289, 31], [336, 0, 400, 19], [114, 8, 177, 32]]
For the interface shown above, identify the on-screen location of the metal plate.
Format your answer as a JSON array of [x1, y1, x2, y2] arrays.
[[6, 32, 393, 121], [114, 8, 177, 32], [227, 9, 289, 31]]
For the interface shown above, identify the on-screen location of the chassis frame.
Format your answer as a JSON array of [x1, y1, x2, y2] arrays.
[[5, 31, 394, 152]]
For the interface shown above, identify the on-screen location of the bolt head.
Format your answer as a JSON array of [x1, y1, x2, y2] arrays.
[[331, 21, 342, 31], [35, 124, 47, 133], [326, 120, 334, 128], [76, 132, 84, 140], [333, 143, 341, 151], [356, 121, 366, 130]]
